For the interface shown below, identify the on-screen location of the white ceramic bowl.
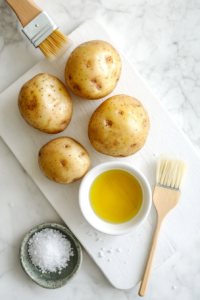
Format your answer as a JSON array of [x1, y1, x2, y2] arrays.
[[79, 162, 152, 235]]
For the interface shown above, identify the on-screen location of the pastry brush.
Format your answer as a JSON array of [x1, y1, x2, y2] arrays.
[[139, 156, 186, 297], [5, 0, 72, 61]]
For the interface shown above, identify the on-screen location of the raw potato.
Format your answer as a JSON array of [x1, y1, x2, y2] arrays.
[[18, 73, 73, 134], [88, 95, 150, 157], [38, 137, 90, 184], [65, 40, 122, 100]]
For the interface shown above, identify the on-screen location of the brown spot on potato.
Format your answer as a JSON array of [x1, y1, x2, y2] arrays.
[[130, 144, 136, 147], [64, 145, 68, 148], [118, 110, 124, 115], [73, 84, 81, 91], [106, 56, 113, 63], [27, 98, 37, 110], [39, 151, 41, 156], [96, 85, 101, 90], [91, 79, 96, 83], [104, 120, 113, 127], [130, 103, 137, 108], [72, 178, 79, 182], [143, 119, 147, 127], [60, 160, 66, 166]]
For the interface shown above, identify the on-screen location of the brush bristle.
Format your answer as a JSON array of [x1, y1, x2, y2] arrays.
[[156, 156, 186, 189], [39, 29, 73, 61]]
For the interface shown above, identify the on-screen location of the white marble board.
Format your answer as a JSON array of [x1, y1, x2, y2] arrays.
[[0, 20, 200, 290]]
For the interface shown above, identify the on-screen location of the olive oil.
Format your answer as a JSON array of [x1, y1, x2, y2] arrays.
[[90, 169, 143, 224]]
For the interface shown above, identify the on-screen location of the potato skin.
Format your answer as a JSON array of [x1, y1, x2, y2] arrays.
[[38, 137, 90, 184], [18, 73, 73, 134], [65, 40, 122, 100], [88, 95, 150, 157]]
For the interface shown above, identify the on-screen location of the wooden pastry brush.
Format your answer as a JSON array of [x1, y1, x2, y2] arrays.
[[139, 156, 186, 297], [5, 0, 72, 60]]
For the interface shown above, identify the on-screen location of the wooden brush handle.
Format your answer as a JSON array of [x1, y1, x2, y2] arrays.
[[5, 0, 42, 27], [139, 218, 163, 297]]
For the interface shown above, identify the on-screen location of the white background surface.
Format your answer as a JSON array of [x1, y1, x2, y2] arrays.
[[0, 0, 200, 299], [2, 18, 200, 290]]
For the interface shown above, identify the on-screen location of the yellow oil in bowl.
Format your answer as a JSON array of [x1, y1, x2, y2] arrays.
[[90, 169, 143, 224]]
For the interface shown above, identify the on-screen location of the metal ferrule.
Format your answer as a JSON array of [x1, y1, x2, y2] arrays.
[[156, 183, 180, 191], [22, 11, 58, 48]]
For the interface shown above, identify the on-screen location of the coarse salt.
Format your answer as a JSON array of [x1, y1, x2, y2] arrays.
[[28, 228, 74, 273], [99, 251, 104, 258]]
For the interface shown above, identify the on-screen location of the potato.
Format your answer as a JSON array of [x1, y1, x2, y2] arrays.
[[65, 40, 122, 100], [18, 73, 73, 134], [38, 137, 90, 184], [88, 95, 150, 157]]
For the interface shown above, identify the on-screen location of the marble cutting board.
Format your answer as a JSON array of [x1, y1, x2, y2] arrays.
[[0, 20, 200, 290]]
